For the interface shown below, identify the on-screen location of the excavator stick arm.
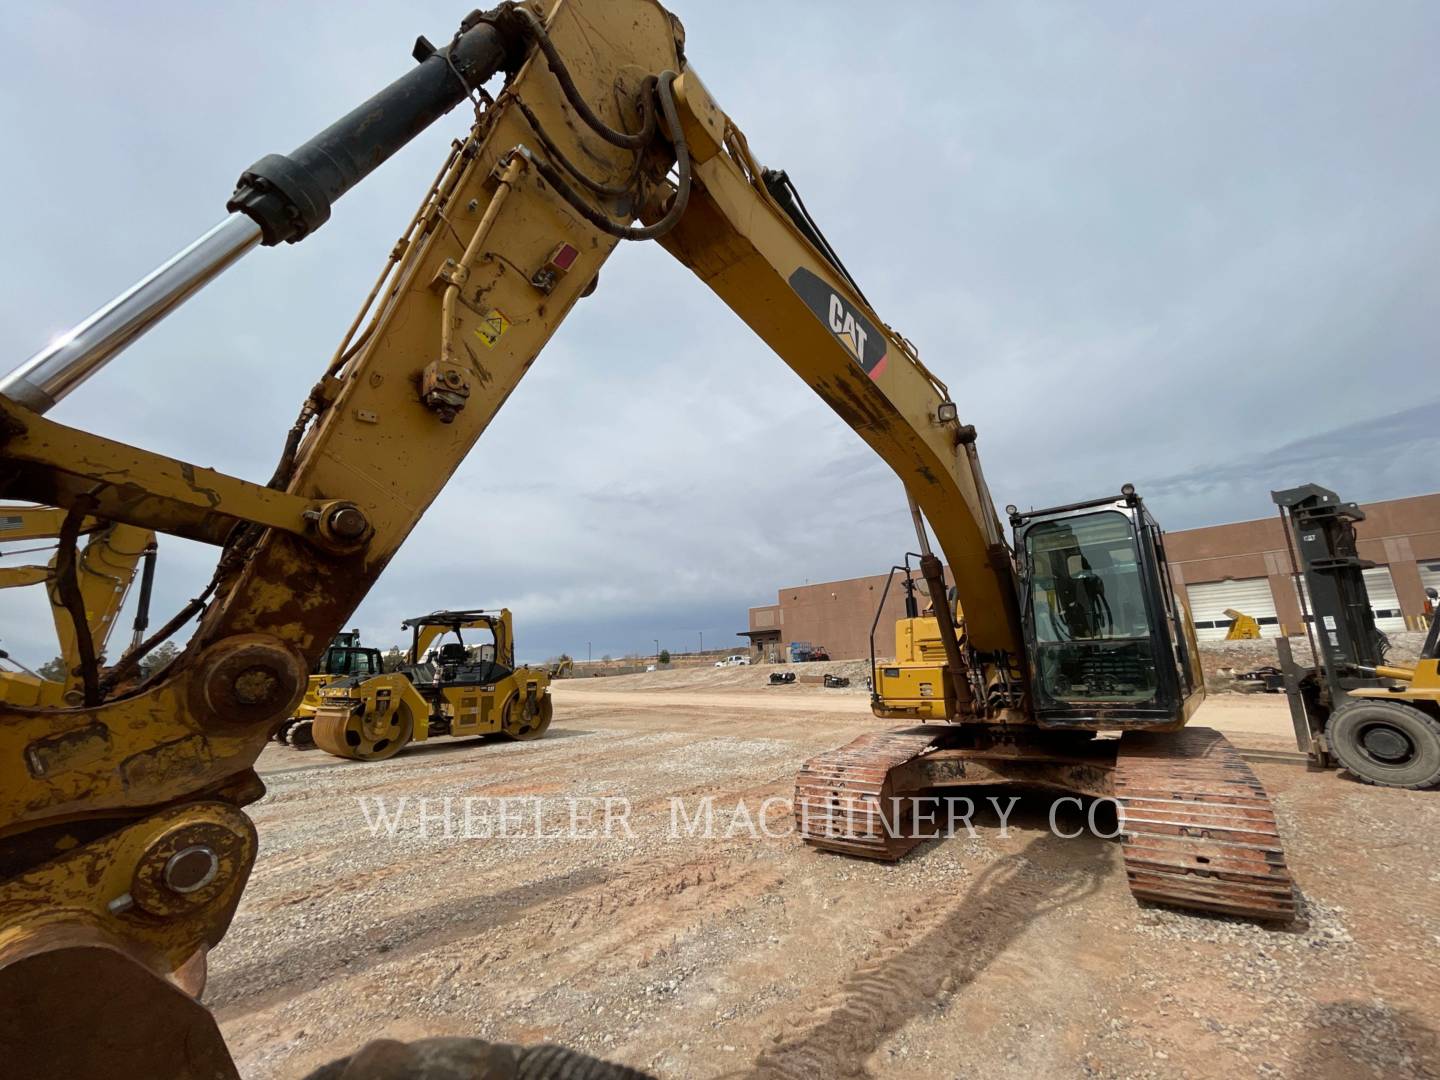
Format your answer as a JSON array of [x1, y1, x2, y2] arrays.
[[655, 113, 1018, 654]]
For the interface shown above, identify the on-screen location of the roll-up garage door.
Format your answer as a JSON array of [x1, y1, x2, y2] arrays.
[[1420, 561, 1440, 600], [1185, 578, 1280, 641], [1362, 567, 1404, 633], [1297, 566, 1406, 634]]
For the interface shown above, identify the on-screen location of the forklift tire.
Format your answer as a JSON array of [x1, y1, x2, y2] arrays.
[[1327, 700, 1440, 789]]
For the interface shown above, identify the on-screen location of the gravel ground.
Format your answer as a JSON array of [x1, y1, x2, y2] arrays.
[[209, 674, 1440, 1079]]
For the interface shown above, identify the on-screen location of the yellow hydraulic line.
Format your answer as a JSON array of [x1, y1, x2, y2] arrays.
[[327, 140, 467, 376], [439, 155, 527, 369]]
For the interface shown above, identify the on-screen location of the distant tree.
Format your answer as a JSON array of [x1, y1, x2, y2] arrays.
[[37, 656, 67, 681], [659, 649, 671, 665], [601, 654, 612, 662], [139, 642, 181, 678]]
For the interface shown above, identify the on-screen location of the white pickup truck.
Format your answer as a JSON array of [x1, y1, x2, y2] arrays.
[[714, 654, 751, 668]]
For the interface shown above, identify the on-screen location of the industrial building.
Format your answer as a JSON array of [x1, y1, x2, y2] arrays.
[[741, 491, 1440, 660]]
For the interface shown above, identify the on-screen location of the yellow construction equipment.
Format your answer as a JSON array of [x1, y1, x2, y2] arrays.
[[0, 3, 1300, 1073], [1271, 485, 1440, 789], [1224, 608, 1262, 640], [308, 609, 552, 759], [0, 504, 156, 708], [273, 628, 385, 746]]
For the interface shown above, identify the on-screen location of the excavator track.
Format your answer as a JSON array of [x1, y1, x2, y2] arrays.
[[794, 727, 946, 859], [1115, 726, 1296, 921], [797, 723, 1296, 923]]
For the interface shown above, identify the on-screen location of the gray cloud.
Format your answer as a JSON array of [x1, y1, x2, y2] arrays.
[[1139, 397, 1440, 529], [3, 1, 1438, 664]]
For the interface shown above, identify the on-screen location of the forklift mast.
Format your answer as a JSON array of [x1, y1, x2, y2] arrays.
[[1272, 483, 1386, 696], [1271, 483, 1440, 788]]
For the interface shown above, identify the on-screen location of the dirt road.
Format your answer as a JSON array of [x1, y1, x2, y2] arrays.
[[213, 674, 1440, 1079], [551, 678, 1304, 742]]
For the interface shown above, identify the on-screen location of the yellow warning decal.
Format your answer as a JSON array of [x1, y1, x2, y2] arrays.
[[474, 309, 511, 348]]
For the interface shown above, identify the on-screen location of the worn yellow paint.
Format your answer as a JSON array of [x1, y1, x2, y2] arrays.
[[0, 506, 153, 708], [0, 0, 1196, 1058]]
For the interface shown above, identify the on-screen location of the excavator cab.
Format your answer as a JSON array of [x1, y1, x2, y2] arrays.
[[1010, 487, 1201, 729]]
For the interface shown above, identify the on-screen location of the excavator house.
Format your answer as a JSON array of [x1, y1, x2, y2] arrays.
[[0, 0, 1295, 1075]]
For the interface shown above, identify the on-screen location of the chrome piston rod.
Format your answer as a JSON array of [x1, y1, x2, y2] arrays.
[[0, 12, 512, 416], [0, 215, 262, 414]]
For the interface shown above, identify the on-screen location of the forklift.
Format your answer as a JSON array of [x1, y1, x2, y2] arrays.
[[1272, 484, 1440, 788]]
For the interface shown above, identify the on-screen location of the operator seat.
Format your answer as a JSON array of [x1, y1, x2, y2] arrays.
[[437, 643, 468, 664], [407, 641, 516, 688], [447, 658, 516, 686]]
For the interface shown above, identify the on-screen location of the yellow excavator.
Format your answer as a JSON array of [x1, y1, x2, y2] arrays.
[[0, 2, 1295, 1075], [308, 608, 552, 759], [0, 504, 156, 708]]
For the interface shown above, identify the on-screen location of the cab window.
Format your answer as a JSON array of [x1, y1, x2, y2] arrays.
[[1025, 511, 1158, 706]]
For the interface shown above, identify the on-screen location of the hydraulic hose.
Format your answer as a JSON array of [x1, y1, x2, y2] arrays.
[[518, 71, 691, 242], [512, 75, 656, 198], [54, 502, 101, 706], [506, 6, 655, 149]]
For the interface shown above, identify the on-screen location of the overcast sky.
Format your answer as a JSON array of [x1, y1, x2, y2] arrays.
[[2, 1, 1438, 665]]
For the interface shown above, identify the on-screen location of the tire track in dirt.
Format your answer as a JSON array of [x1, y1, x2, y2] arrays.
[[746, 833, 1112, 1079], [215, 742, 806, 1017], [378, 851, 786, 1002], [240, 731, 705, 905], [208, 861, 615, 1019], [250, 728, 647, 807]]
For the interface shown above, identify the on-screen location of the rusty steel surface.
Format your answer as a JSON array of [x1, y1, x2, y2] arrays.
[[0, 940, 239, 1080], [903, 750, 1117, 800], [794, 726, 949, 859], [1115, 726, 1296, 922], [797, 722, 1297, 924]]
